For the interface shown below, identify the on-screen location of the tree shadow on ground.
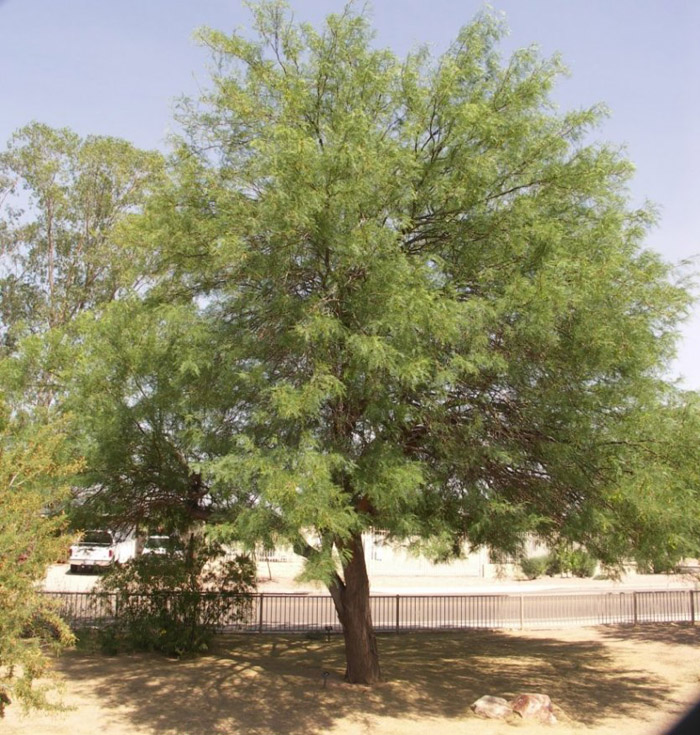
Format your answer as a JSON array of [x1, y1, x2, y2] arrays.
[[56, 628, 676, 735], [599, 623, 700, 647]]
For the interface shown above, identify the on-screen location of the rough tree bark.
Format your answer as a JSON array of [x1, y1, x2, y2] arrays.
[[328, 531, 382, 684]]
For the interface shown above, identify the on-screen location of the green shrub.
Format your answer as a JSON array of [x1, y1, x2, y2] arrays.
[[519, 555, 549, 579], [544, 553, 564, 576], [636, 557, 680, 574], [94, 537, 255, 657], [546, 548, 597, 578], [0, 412, 77, 717], [567, 549, 597, 578], [521, 548, 597, 580]]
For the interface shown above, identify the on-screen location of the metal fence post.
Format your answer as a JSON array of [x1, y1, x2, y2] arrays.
[[395, 595, 400, 633], [690, 591, 695, 625], [258, 593, 264, 633], [519, 594, 524, 630]]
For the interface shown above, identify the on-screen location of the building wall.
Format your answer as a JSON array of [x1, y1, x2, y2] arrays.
[[258, 530, 550, 579]]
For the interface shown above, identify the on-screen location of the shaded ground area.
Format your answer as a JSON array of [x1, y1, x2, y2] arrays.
[[5, 625, 700, 735]]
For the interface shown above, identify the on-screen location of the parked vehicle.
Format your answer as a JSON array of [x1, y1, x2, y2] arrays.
[[141, 534, 185, 557], [69, 530, 138, 572]]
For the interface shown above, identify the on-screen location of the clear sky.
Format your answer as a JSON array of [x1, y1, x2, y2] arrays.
[[1, 0, 698, 388]]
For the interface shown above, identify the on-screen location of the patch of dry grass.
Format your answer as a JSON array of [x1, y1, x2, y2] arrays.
[[4, 625, 700, 735]]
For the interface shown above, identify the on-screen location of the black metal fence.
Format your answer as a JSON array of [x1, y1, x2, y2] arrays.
[[42, 589, 700, 633]]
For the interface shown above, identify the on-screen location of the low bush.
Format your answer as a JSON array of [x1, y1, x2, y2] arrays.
[[519, 555, 549, 579], [567, 549, 597, 578], [94, 536, 255, 657], [547, 548, 597, 578], [520, 548, 597, 579], [544, 553, 564, 576]]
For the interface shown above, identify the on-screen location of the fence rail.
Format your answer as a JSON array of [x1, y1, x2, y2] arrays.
[[42, 589, 700, 633]]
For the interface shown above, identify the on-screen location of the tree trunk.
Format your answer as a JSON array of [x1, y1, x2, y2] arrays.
[[328, 532, 382, 684]]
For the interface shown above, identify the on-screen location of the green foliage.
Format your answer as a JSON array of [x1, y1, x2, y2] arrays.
[[542, 553, 564, 576], [519, 555, 549, 580], [159, 1, 699, 576], [0, 405, 78, 716], [0, 123, 164, 416], [24, 1, 695, 593], [546, 548, 598, 578], [567, 550, 598, 578], [95, 537, 256, 657], [0, 123, 164, 345], [4, 1, 699, 684], [62, 299, 238, 533], [636, 558, 681, 574], [520, 548, 598, 579]]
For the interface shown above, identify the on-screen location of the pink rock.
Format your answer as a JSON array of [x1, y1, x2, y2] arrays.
[[471, 695, 513, 719], [510, 693, 557, 724]]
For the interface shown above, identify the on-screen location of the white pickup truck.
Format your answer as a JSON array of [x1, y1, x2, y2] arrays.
[[69, 530, 138, 573]]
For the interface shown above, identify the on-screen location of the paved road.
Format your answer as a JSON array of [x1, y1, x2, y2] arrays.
[[44, 564, 102, 592], [44, 562, 699, 595]]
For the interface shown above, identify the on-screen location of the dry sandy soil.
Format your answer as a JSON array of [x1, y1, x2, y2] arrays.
[[5, 624, 700, 735]]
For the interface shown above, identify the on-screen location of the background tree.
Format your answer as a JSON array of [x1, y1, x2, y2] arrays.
[[0, 123, 164, 407], [0, 403, 78, 716], [64, 299, 237, 534]]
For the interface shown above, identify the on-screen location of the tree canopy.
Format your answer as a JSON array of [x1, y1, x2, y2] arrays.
[[0, 122, 163, 350], [64, 300, 230, 533], [0, 123, 164, 413], [105, 2, 694, 682], [0, 124, 163, 716]]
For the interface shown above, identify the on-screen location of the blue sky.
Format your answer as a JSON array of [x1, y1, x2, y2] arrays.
[[1, 0, 698, 388]]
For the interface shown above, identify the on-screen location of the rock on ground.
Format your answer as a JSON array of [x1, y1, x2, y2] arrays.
[[510, 693, 557, 724], [470, 695, 513, 719]]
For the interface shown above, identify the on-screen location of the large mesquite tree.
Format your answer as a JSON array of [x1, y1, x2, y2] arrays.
[[111, 4, 699, 683]]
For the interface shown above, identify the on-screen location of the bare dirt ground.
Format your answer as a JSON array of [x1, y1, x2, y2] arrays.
[[5, 624, 700, 735]]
